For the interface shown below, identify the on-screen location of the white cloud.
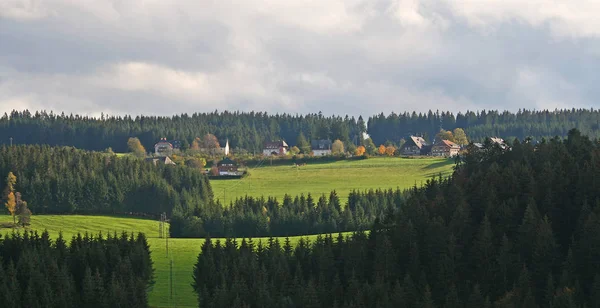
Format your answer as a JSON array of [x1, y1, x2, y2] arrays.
[[0, 0, 50, 21]]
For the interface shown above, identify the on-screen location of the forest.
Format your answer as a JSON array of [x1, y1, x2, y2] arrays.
[[0, 145, 212, 216], [3, 109, 600, 155], [0, 230, 153, 308], [192, 129, 600, 308], [368, 108, 600, 145], [0, 110, 366, 153], [170, 188, 404, 238]]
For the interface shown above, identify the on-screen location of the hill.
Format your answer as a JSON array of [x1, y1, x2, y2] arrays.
[[0, 214, 331, 308], [210, 157, 455, 205]]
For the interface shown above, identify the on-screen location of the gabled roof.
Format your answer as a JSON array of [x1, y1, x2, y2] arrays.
[[311, 139, 332, 150], [217, 157, 237, 166], [264, 140, 288, 149], [404, 136, 427, 149], [434, 139, 460, 148]]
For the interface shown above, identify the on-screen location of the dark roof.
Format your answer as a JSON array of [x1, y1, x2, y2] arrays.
[[311, 139, 332, 150], [264, 140, 288, 149], [217, 157, 237, 166]]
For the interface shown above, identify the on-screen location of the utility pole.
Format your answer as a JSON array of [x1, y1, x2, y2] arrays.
[[170, 259, 174, 304], [9, 137, 12, 146]]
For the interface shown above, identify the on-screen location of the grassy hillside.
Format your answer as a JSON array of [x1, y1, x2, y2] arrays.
[[211, 157, 455, 204], [0, 215, 328, 308]]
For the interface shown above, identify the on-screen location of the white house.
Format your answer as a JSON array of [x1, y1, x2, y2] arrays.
[[311, 139, 332, 156], [263, 140, 288, 156]]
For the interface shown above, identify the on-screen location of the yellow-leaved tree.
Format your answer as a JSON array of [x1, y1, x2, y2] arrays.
[[332, 139, 344, 154], [127, 137, 146, 158], [4, 172, 17, 225], [378, 145, 386, 155]]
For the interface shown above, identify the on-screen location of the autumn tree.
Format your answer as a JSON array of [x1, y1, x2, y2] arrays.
[[203, 134, 221, 155], [378, 145, 386, 155], [127, 137, 146, 158], [385, 145, 396, 156], [435, 129, 455, 143], [453, 128, 469, 146], [4, 172, 16, 225], [290, 146, 300, 155], [355, 146, 366, 156], [190, 137, 201, 153], [332, 139, 344, 154], [15, 192, 31, 227]]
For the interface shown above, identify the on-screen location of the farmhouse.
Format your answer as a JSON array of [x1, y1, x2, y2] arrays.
[[154, 138, 174, 157], [311, 139, 332, 156], [490, 137, 510, 150], [431, 139, 460, 157], [401, 136, 429, 156], [263, 140, 289, 156], [216, 157, 238, 175], [145, 156, 176, 166]]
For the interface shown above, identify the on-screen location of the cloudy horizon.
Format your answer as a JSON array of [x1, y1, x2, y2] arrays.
[[1, 0, 600, 118]]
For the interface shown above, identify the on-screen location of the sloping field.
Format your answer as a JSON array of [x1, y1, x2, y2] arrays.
[[0, 215, 329, 308], [211, 157, 455, 204]]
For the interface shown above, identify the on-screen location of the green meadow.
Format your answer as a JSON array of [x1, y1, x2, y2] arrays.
[[0, 215, 330, 308], [211, 157, 455, 204]]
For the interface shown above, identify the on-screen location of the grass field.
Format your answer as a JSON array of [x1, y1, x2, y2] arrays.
[[0, 215, 329, 308], [211, 157, 455, 204]]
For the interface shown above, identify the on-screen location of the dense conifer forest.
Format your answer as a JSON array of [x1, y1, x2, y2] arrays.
[[0, 110, 366, 153], [192, 129, 600, 308], [368, 108, 600, 145], [170, 188, 404, 238], [0, 231, 153, 308], [0, 145, 212, 215]]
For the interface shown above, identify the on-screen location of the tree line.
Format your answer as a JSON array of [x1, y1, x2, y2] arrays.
[[0, 110, 365, 153], [192, 129, 600, 308], [170, 188, 404, 238], [368, 108, 600, 146], [0, 145, 212, 216], [0, 230, 153, 308]]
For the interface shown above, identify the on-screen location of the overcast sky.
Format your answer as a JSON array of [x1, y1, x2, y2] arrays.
[[1, 0, 600, 118]]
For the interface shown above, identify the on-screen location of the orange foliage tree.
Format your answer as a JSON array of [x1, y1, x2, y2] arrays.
[[355, 145, 366, 156], [385, 146, 396, 156], [378, 145, 386, 155]]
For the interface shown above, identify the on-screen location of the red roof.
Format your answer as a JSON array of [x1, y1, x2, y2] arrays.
[[435, 139, 460, 148]]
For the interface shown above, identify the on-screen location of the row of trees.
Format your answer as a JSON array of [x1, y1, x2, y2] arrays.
[[0, 145, 212, 216], [0, 110, 365, 153], [192, 129, 600, 307], [170, 188, 404, 238], [0, 231, 153, 308], [368, 108, 600, 145]]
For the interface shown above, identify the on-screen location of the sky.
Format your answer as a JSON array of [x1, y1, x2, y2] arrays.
[[1, 0, 600, 118]]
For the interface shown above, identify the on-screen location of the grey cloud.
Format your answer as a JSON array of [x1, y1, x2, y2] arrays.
[[1, 0, 599, 118]]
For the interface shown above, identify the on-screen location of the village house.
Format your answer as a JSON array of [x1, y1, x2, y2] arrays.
[[311, 139, 332, 156], [431, 139, 461, 157], [154, 138, 174, 157], [145, 156, 176, 166], [216, 157, 238, 175], [401, 136, 429, 156], [263, 140, 289, 156], [490, 137, 509, 150]]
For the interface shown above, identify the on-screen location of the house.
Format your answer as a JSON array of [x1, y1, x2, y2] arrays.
[[490, 137, 509, 150], [311, 139, 332, 156], [401, 136, 428, 156], [145, 156, 176, 166], [154, 138, 174, 157], [199, 138, 229, 156], [216, 157, 238, 175], [263, 140, 289, 156], [431, 140, 461, 157]]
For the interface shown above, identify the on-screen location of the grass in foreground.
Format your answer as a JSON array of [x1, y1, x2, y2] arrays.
[[0, 215, 332, 308], [211, 157, 454, 204]]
